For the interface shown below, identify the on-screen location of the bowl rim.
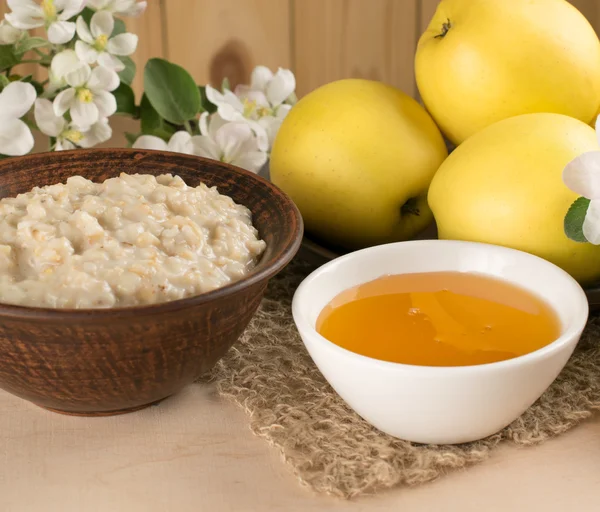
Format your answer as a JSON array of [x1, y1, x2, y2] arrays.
[[0, 148, 304, 320], [292, 239, 589, 374]]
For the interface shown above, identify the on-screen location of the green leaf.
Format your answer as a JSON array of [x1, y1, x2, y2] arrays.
[[144, 58, 201, 125], [140, 93, 176, 141], [113, 18, 127, 36], [198, 85, 216, 114], [113, 82, 137, 116], [118, 56, 136, 85], [13, 37, 50, 56], [221, 76, 231, 91], [565, 197, 591, 242], [0, 45, 19, 72], [125, 132, 139, 147], [0, 74, 9, 91]]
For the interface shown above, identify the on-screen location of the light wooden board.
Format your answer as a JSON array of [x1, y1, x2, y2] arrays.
[[127, 0, 167, 98], [163, 0, 291, 90], [293, 0, 418, 97]]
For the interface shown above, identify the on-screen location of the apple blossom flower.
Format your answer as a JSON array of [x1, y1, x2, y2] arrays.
[[563, 116, 600, 244], [5, 0, 86, 44], [0, 19, 23, 44], [35, 98, 112, 150], [86, 0, 147, 17], [191, 112, 268, 173], [53, 64, 119, 129], [75, 11, 138, 72], [0, 81, 36, 156], [132, 131, 194, 154], [205, 66, 296, 151]]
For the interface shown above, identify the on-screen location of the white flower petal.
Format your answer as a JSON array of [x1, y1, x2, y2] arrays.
[[204, 84, 224, 106], [75, 15, 94, 43], [5, 10, 42, 30], [583, 200, 600, 245], [132, 135, 168, 151], [34, 98, 65, 137], [563, 151, 600, 200], [215, 122, 254, 163], [0, 20, 23, 44], [75, 40, 99, 64], [65, 63, 91, 88], [7, 0, 39, 11], [88, 65, 119, 91], [51, 50, 83, 80], [113, 0, 147, 16], [56, 139, 76, 151], [191, 135, 222, 161], [0, 82, 36, 120], [166, 131, 193, 154], [93, 90, 116, 118], [0, 119, 34, 156], [58, 0, 86, 20], [86, 0, 110, 10], [79, 119, 112, 148], [250, 66, 274, 92], [106, 33, 138, 56], [241, 89, 270, 109], [91, 11, 113, 39], [71, 100, 99, 129], [199, 112, 210, 137], [97, 52, 124, 71], [53, 88, 76, 116], [266, 68, 296, 107], [232, 150, 268, 173], [47, 20, 76, 44]]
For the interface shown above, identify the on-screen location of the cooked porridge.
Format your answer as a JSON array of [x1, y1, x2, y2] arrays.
[[0, 173, 266, 308]]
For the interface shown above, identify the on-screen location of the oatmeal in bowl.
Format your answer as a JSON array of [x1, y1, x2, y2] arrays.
[[0, 172, 266, 308], [0, 149, 302, 416]]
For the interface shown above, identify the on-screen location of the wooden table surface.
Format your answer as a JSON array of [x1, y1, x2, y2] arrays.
[[1, 383, 599, 512]]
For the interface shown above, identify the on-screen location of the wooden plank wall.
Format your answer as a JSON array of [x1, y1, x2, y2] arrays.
[[0, 0, 598, 100]]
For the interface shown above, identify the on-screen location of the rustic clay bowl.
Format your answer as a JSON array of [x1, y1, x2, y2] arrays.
[[0, 149, 303, 416]]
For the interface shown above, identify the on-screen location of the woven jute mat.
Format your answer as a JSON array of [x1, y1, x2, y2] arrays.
[[208, 258, 600, 499]]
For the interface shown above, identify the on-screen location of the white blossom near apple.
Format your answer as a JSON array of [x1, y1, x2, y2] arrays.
[[133, 131, 194, 154], [5, 0, 86, 44], [86, 0, 147, 17], [75, 11, 138, 71], [192, 112, 268, 173]]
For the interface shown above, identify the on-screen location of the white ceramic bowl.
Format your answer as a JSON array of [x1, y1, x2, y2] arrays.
[[292, 240, 589, 444]]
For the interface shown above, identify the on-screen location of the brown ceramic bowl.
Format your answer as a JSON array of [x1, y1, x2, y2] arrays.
[[0, 149, 302, 416]]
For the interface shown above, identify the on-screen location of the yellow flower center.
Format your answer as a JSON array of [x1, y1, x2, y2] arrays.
[[41, 0, 57, 21], [77, 88, 93, 103], [242, 98, 273, 119], [63, 130, 83, 143], [94, 34, 108, 52]]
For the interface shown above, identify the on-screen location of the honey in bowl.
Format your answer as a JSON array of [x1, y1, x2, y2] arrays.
[[316, 272, 561, 367]]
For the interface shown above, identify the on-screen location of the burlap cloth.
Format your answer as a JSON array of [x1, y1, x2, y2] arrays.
[[207, 258, 600, 499]]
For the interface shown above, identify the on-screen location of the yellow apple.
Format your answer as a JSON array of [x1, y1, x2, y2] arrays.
[[415, 0, 600, 145], [269, 79, 448, 250], [428, 113, 600, 284]]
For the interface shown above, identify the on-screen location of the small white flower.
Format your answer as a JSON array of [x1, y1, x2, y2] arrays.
[[53, 64, 119, 129], [563, 115, 600, 244], [35, 98, 111, 150], [191, 112, 268, 173], [132, 131, 194, 154], [75, 11, 138, 71], [235, 66, 297, 110], [87, 0, 147, 17], [5, 0, 85, 44], [50, 49, 87, 82], [0, 19, 24, 44], [0, 81, 36, 156]]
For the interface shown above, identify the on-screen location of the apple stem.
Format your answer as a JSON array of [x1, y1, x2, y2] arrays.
[[401, 198, 420, 217], [434, 19, 452, 39]]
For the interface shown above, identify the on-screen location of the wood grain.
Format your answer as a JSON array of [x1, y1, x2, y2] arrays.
[[293, 0, 418, 97], [163, 0, 291, 90], [127, 0, 167, 98], [419, 0, 440, 32]]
